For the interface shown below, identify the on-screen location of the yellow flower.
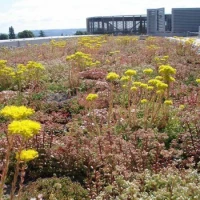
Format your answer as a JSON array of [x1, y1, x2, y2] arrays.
[[196, 79, 200, 83], [147, 86, 154, 90], [133, 81, 142, 86], [124, 69, 137, 76], [141, 99, 148, 104], [0, 106, 35, 120], [163, 56, 169, 59], [131, 86, 137, 91], [156, 82, 168, 90], [86, 93, 98, 101], [159, 65, 176, 76], [155, 76, 163, 80], [106, 72, 119, 81], [120, 75, 130, 82], [148, 79, 160, 86], [147, 45, 158, 50], [8, 120, 41, 139], [16, 149, 38, 162], [26, 61, 45, 70], [156, 90, 165, 95], [179, 105, 185, 110], [169, 76, 175, 82], [164, 100, 173, 106], [140, 83, 148, 89], [143, 68, 153, 74]]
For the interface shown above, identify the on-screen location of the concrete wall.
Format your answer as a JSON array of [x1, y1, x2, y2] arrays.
[[0, 35, 94, 48], [148, 32, 187, 37]]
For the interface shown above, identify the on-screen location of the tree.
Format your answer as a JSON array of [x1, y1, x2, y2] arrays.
[[39, 30, 45, 37], [74, 31, 87, 35], [0, 34, 8, 40], [18, 30, 34, 38], [9, 26, 16, 39]]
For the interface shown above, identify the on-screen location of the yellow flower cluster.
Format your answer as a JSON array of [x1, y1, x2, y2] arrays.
[[0, 106, 35, 120], [133, 81, 142, 87], [141, 99, 148, 104], [143, 68, 153, 74], [116, 36, 138, 45], [159, 65, 176, 75], [50, 39, 67, 48], [164, 100, 173, 106], [159, 65, 176, 83], [131, 81, 154, 92], [120, 69, 138, 88], [16, 149, 38, 162], [148, 79, 159, 85], [0, 60, 44, 85], [66, 51, 100, 69], [109, 50, 120, 55], [8, 120, 41, 139], [16, 64, 27, 77], [0, 60, 14, 78], [140, 83, 148, 89], [154, 56, 169, 66], [146, 36, 156, 42], [156, 82, 168, 90], [66, 51, 90, 60], [131, 86, 137, 91], [78, 36, 107, 49], [0, 59, 7, 66], [124, 69, 137, 76], [185, 38, 195, 45], [155, 76, 163, 80], [179, 105, 185, 110], [15, 61, 45, 79], [147, 45, 159, 50], [86, 93, 98, 101], [26, 61, 45, 70], [147, 86, 154, 90], [106, 72, 120, 81], [148, 79, 168, 90], [156, 90, 165, 95], [196, 79, 200, 83], [120, 75, 130, 82]]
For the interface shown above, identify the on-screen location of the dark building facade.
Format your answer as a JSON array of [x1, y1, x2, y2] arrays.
[[147, 8, 165, 34], [87, 8, 200, 36], [172, 8, 200, 33], [147, 7, 200, 36], [86, 15, 147, 35]]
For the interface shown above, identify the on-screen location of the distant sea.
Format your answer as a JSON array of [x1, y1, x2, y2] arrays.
[[31, 28, 86, 37]]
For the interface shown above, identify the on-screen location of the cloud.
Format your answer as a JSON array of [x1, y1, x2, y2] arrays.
[[0, 0, 199, 33]]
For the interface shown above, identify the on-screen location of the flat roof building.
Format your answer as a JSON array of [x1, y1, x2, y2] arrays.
[[172, 8, 200, 33], [87, 7, 200, 36], [86, 15, 147, 35]]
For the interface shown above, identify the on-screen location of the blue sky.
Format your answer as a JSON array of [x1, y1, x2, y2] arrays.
[[0, 0, 200, 33]]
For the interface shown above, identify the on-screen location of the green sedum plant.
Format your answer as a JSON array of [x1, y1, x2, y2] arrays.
[[95, 167, 200, 200], [21, 176, 89, 200]]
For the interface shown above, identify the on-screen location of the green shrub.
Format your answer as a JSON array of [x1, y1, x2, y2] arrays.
[[21, 176, 89, 200]]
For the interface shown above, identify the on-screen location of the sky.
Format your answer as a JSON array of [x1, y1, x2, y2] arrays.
[[0, 0, 200, 33]]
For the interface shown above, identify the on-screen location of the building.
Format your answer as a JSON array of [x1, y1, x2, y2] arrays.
[[147, 8, 200, 36], [86, 15, 147, 35], [87, 8, 200, 36], [172, 8, 200, 33]]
